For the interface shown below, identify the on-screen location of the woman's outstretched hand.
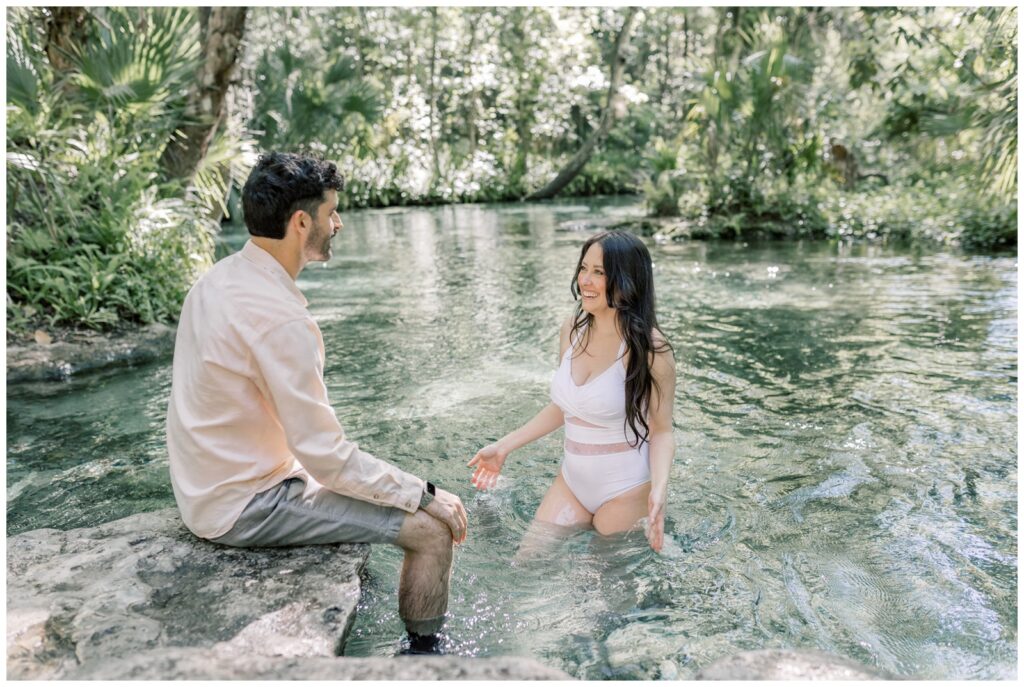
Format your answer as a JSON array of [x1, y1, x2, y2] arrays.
[[646, 485, 668, 552], [468, 443, 508, 490]]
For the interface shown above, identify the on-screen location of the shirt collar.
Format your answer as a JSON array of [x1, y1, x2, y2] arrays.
[[239, 240, 309, 307]]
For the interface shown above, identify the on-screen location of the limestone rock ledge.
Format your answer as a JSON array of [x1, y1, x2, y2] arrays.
[[5, 509, 341, 678], [6, 508, 571, 681]]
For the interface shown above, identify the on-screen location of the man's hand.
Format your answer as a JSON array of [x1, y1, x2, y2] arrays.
[[423, 487, 468, 544]]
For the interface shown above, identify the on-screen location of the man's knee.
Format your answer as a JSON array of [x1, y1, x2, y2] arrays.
[[396, 510, 453, 556]]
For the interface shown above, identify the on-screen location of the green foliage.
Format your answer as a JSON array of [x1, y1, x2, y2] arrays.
[[640, 138, 691, 216], [635, 6, 1016, 250], [956, 204, 1018, 251], [817, 181, 1015, 250], [68, 7, 199, 116], [565, 150, 641, 197], [859, 7, 1017, 203], [656, 172, 1014, 250], [6, 7, 221, 335], [251, 38, 383, 156]]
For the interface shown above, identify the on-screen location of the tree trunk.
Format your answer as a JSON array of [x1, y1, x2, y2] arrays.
[[464, 12, 480, 157], [657, 12, 669, 106], [427, 7, 441, 188], [355, 7, 370, 78], [44, 6, 90, 86], [159, 7, 247, 184], [525, 7, 638, 201], [683, 11, 689, 60], [508, 8, 531, 185]]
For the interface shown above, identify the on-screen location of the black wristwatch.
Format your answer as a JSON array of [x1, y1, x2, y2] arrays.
[[419, 481, 436, 509]]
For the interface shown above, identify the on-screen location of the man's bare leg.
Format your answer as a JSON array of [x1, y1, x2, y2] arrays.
[[393, 509, 454, 645]]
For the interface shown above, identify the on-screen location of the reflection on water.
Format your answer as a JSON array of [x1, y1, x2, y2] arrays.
[[6, 197, 1017, 679]]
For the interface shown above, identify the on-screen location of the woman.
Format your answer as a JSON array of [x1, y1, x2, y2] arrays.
[[468, 231, 676, 552]]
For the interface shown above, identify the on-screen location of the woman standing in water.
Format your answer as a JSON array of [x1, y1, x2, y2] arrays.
[[469, 231, 676, 552]]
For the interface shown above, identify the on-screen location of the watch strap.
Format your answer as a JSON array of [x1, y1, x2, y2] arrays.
[[419, 481, 436, 509]]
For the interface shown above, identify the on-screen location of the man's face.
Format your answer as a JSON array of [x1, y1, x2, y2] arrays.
[[303, 189, 343, 263]]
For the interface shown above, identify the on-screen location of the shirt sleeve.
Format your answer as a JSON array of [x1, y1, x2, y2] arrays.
[[251, 317, 424, 513]]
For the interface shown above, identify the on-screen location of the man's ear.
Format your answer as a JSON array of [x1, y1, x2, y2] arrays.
[[286, 208, 310, 238]]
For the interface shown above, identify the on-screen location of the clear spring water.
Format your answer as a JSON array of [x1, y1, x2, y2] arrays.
[[6, 197, 1017, 679]]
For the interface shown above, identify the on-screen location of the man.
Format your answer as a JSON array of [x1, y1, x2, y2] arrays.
[[166, 152, 467, 653]]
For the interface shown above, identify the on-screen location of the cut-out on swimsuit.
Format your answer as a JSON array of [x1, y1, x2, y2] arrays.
[[549, 328, 651, 513]]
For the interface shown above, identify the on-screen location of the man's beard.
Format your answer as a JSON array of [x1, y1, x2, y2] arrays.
[[305, 219, 333, 261]]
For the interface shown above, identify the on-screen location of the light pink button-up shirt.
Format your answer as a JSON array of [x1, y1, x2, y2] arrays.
[[166, 240, 424, 539]]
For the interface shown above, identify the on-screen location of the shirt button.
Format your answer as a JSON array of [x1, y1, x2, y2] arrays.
[[373, 494, 380, 500]]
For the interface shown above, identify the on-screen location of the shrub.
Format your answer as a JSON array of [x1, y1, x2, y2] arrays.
[[6, 7, 227, 336]]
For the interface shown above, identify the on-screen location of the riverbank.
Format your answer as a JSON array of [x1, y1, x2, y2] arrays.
[[5, 323, 177, 383]]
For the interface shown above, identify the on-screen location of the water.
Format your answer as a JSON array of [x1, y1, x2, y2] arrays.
[[5, 197, 1017, 679]]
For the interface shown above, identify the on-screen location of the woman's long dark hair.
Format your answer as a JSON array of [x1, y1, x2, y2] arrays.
[[569, 231, 672, 447]]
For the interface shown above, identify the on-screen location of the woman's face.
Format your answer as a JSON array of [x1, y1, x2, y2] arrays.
[[577, 242, 609, 314]]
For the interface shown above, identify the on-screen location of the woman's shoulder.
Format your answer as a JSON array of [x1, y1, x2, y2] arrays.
[[650, 327, 673, 350], [560, 313, 576, 336], [649, 328, 675, 367], [558, 313, 576, 357]]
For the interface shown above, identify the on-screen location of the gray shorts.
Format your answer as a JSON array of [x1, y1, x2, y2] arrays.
[[210, 475, 407, 547]]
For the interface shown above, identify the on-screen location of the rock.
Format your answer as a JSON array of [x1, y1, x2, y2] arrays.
[[606, 216, 695, 240], [697, 649, 887, 680], [6, 508, 576, 681], [604, 621, 679, 677], [71, 650, 572, 680], [6, 323, 177, 383], [6, 509, 368, 679]]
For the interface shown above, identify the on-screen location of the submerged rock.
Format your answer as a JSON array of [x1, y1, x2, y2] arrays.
[[697, 649, 887, 680], [6, 508, 367, 679]]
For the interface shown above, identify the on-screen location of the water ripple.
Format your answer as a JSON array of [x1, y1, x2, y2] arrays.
[[6, 201, 1016, 679]]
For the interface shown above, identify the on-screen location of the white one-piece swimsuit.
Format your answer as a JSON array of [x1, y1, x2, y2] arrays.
[[550, 330, 651, 513]]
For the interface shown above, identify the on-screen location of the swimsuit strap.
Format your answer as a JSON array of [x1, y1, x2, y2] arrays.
[[571, 321, 588, 348]]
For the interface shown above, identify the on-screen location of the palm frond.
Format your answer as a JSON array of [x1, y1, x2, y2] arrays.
[[69, 7, 200, 117], [336, 80, 383, 123], [325, 54, 359, 85], [6, 54, 40, 114]]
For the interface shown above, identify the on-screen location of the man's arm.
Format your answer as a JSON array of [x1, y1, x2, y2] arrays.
[[251, 318, 425, 513]]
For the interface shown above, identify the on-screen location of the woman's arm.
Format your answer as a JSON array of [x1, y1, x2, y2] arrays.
[[645, 336, 677, 551], [468, 316, 574, 490], [469, 402, 565, 490], [496, 402, 564, 454]]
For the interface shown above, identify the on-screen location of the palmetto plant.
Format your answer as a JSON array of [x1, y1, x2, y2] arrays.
[[68, 7, 199, 122], [6, 7, 224, 332], [964, 8, 1017, 203], [686, 12, 816, 182], [252, 43, 383, 156]]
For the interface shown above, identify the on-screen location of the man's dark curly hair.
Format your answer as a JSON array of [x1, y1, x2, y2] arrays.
[[241, 152, 345, 239]]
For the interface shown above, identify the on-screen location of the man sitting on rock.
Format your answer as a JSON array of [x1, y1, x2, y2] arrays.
[[166, 151, 467, 654]]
